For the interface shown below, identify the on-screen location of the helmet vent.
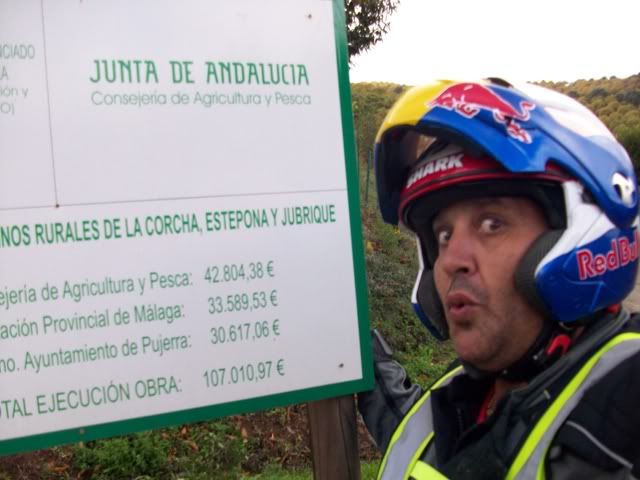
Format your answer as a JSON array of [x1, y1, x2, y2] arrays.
[[612, 172, 636, 207]]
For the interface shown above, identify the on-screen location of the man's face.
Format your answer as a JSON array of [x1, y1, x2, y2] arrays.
[[431, 196, 548, 372]]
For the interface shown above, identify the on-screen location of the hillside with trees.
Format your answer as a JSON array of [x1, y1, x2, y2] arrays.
[[351, 75, 640, 172]]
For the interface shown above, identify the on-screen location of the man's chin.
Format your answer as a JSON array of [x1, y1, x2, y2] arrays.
[[451, 334, 495, 371]]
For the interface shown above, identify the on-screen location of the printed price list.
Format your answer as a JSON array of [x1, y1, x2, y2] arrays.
[[0, 257, 288, 400]]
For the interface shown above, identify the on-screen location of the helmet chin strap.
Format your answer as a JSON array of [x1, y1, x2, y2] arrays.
[[461, 318, 573, 382]]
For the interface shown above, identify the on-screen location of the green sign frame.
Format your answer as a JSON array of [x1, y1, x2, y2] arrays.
[[0, 0, 372, 456]]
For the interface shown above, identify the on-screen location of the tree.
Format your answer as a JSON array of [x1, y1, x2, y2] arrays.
[[345, 0, 400, 59], [617, 125, 640, 173]]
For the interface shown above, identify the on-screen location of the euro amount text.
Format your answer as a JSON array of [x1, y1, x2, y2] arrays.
[[202, 359, 285, 388], [204, 261, 275, 285], [210, 319, 281, 345], [207, 290, 278, 315]]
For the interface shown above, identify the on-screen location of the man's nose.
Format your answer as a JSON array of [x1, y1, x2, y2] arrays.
[[437, 230, 477, 276]]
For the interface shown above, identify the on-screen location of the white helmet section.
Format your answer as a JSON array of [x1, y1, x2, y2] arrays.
[[535, 181, 616, 277], [514, 82, 616, 140]]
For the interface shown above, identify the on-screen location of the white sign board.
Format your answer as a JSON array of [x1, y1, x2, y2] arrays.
[[0, 0, 371, 454]]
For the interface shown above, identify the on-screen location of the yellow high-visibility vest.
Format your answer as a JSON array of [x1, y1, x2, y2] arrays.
[[378, 333, 640, 480]]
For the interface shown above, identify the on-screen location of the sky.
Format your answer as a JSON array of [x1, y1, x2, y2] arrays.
[[349, 0, 640, 86]]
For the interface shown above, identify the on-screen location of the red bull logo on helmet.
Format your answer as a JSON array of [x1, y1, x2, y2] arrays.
[[429, 83, 535, 144], [576, 231, 640, 280]]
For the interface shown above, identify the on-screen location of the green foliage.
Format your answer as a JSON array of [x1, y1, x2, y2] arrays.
[[244, 461, 380, 479], [351, 82, 408, 168], [170, 422, 246, 478], [617, 125, 640, 174], [72, 432, 170, 479], [616, 90, 640, 106], [345, 0, 400, 59], [246, 464, 310, 479], [587, 87, 608, 99], [396, 341, 454, 387], [70, 421, 246, 479], [364, 212, 422, 343]]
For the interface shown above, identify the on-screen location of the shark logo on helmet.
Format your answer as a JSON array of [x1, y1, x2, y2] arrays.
[[405, 152, 464, 189], [429, 83, 536, 144]]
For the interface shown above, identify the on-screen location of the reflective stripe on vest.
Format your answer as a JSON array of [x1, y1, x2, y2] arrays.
[[379, 333, 640, 480], [507, 332, 640, 479], [377, 366, 464, 480], [411, 460, 448, 480]]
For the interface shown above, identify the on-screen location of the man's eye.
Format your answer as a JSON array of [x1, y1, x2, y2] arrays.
[[479, 217, 503, 233], [436, 229, 451, 246]]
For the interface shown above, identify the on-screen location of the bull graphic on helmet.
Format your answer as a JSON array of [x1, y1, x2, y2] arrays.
[[429, 82, 536, 143]]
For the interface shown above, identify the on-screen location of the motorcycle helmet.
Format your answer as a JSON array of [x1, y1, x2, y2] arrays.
[[374, 78, 638, 340]]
